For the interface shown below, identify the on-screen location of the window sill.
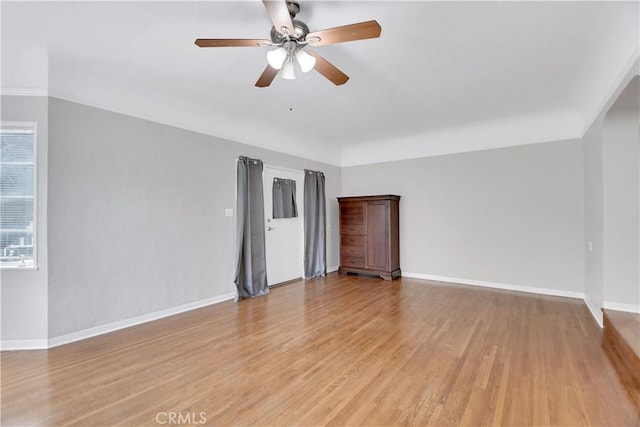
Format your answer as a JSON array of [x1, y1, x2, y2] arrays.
[[1, 266, 39, 271]]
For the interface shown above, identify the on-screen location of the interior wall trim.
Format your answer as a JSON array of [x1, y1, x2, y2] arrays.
[[402, 272, 585, 299], [603, 301, 640, 314], [47, 292, 236, 349], [583, 295, 604, 328], [402, 271, 603, 327], [0, 339, 49, 351], [327, 266, 339, 273], [0, 292, 238, 351], [0, 88, 48, 97]]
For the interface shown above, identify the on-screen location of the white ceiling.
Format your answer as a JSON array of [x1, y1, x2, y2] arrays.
[[2, 1, 639, 166]]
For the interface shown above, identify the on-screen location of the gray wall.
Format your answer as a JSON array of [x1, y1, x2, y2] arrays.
[[583, 117, 605, 314], [583, 73, 640, 319], [603, 88, 640, 306], [48, 98, 340, 338], [583, 71, 640, 321], [342, 140, 585, 293], [0, 95, 49, 342]]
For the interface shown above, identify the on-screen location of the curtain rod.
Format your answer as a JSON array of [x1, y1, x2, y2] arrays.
[[236, 158, 324, 176], [236, 156, 261, 165]]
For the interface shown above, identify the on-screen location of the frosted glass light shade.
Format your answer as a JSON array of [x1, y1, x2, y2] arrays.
[[280, 60, 296, 80], [295, 50, 316, 73], [267, 48, 287, 70]]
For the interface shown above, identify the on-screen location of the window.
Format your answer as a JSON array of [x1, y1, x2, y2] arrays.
[[0, 123, 37, 268], [272, 177, 298, 219]]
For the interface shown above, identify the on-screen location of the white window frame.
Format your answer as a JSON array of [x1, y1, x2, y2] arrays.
[[0, 121, 38, 270]]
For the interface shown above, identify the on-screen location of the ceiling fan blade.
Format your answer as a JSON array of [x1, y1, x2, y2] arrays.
[[307, 20, 382, 46], [195, 39, 271, 48], [262, 0, 295, 35], [307, 51, 349, 86], [255, 65, 279, 88]]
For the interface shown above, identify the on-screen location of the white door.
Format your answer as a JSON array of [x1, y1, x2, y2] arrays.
[[263, 166, 304, 286]]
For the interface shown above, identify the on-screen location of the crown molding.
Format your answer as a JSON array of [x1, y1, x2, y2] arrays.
[[0, 88, 48, 97]]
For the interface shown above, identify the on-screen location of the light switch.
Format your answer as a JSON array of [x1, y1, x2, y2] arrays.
[[225, 208, 233, 217], [588, 241, 593, 252]]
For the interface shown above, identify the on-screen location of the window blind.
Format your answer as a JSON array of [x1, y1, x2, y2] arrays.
[[0, 129, 36, 267]]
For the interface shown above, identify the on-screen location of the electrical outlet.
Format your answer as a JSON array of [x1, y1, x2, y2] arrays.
[[225, 208, 233, 217], [588, 241, 593, 252]]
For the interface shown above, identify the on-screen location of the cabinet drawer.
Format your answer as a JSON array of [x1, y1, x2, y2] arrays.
[[341, 214, 364, 225], [340, 202, 364, 217], [340, 224, 365, 235], [341, 256, 364, 268], [341, 235, 365, 247], [341, 245, 364, 257]]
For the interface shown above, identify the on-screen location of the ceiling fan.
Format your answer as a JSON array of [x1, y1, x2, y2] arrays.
[[195, 0, 382, 87]]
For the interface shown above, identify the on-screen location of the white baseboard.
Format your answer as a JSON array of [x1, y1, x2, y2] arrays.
[[402, 272, 585, 299], [584, 296, 604, 328], [0, 339, 48, 351], [47, 292, 236, 349], [402, 271, 605, 327], [327, 265, 339, 273], [603, 301, 640, 314]]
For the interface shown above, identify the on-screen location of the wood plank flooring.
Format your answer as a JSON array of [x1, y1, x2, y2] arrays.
[[603, 310, 640, 409], [2, 273, 638, 426], [605, 310, 640, 357]]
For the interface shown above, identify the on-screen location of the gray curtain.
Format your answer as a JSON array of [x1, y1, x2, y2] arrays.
[[234, 156, 269, 301], [303, 169, 326, 278], [272, 178, 298, 219]]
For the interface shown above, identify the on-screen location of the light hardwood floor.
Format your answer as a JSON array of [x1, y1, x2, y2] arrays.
[[2, 273, 638, 426]]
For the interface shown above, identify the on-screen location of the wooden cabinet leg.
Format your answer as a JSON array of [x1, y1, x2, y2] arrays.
[[381, 274, 392, 281]]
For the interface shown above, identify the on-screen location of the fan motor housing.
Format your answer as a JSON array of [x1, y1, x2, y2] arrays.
[[270, 19, 310, 44]]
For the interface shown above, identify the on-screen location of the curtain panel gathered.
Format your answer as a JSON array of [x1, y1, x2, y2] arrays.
[[234, 156, 269, 301], [303, 169, 327, 278]]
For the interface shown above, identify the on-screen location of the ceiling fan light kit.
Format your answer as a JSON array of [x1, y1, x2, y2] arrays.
[[280, 58, 296, 80], [194, 0, 382, 87], [295, 50, 315, 73], [267, 47, 287, 69], [266, 43, 316, 76]]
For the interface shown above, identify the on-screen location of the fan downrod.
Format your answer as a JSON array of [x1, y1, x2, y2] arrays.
[[286, 0, 300, 18]]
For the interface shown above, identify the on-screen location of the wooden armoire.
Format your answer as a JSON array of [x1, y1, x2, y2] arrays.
[[337, 195, 401, 281]]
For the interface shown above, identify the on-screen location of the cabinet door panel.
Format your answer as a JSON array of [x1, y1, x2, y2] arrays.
[[366, 202, 388, 270]]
